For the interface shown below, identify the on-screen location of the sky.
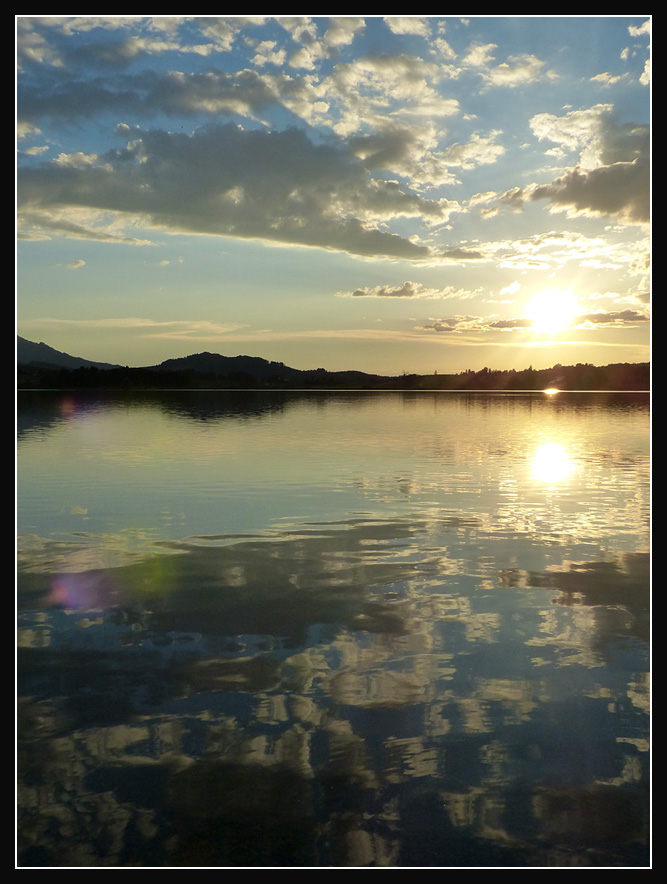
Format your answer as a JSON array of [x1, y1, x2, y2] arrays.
[[16, 15, 651, 375]]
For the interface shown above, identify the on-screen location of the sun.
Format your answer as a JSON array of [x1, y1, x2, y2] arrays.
[[526, 290, 579, 334]]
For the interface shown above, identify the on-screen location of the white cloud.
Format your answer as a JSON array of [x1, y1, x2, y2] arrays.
[[249, 40, 286, 68], [197, 17, 266, 53], [439, 131, 505, 169], [628, 19, 650, 38], [590, 72, 626, 87], [530, 104, 647, 169], [384, 17, 431, 38], [21, 144, 49, 157], [463, 42, 497, 67], [481, 53, 555, 88], [625, 18, 651, 85], [322, 17, 366, 48], [461, 40, 556, 90], [322, 53, 454, 131]]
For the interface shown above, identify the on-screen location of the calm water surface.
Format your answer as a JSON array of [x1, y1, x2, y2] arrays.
[[17, 390, 650, 867]]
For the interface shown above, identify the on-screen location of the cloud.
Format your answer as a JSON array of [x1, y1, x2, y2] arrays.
[[530, 160, 649, 225], [492, 105, 650, 226], [18, 123, 457, 258], [322, 17, 366, 48], [481, 53, 555, 88], [625, 19, 651, 86], [590, 72, 626, 87], [420, 314, 533, 334], [347, 121, 502, 189], [576, 309, 649, 327], [628, 19, 650, 38], [21, 316, 247, 337], [285, 18, 366, 70], [440, 247, 485, 261], [338, 281, 480, 299], [488, 317, 533, 330], [462, 42, 556, 89], [421, 307, 649, 336], [20, 16, 268, 67], [530, 104, 647, 169], [249, 40, 287, 68], [463, 43, 497, 67], [19, 144, 49, 158], [384, 17, 431, 38], [18, 207, 154, 244], [639, 60, 650, 86], [318, 53, 459, 136], [439, 131, 505, 169], [196, 17, 266, 53], [17, 34, 458, 164], [18, 17, 187, 71], [18, 66, 282, 128]]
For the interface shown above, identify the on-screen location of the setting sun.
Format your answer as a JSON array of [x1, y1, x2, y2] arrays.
[[526, 290, 580, 334]]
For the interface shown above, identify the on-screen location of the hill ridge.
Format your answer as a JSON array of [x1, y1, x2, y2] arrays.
[[16, 335, 650, 391]]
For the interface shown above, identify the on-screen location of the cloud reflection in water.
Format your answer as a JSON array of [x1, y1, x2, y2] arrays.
[[17, 390, 649, 866]]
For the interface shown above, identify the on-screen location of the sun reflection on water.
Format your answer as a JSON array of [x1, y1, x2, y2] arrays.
[[531, 441, 574, 485]]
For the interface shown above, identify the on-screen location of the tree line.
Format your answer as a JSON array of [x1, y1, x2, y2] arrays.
[[17, 360, 649, 391]]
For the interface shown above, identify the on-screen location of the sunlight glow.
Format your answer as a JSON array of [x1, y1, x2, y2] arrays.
[[526, 290, 579, 334], [531, 441, 574, 484]]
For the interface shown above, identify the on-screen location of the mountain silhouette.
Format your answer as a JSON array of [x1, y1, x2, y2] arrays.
[[154, 351, 308, 381], [17, 336, 121, 371], [17, 337, 379, 385], [16, 336, 649, 391]]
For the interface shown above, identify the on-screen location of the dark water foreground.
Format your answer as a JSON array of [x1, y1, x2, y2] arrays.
[[17, 391, 650, 866]]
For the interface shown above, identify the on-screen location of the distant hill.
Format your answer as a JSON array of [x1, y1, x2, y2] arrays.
[[16, 337, 382, 387], [17, 336, 121, 371], [150, 351, 382, 385], [151, 351, 307, 381], [16, 336, 649, 391]]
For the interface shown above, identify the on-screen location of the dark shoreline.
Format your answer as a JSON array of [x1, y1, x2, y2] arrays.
[[17, 360, 650, 393]]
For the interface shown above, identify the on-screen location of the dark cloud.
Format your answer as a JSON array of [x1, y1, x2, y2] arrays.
[[338, 281, 479, 299], [577, 310, 649, 326], [18, 67, 281, 128], [17, 123, 454, 258], [488, 317, 532, 329], [527, 106, 650, 226], [531, 158, 649, 225]]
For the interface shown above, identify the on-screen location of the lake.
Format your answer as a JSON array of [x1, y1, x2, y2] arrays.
[[16, 389, 650, 867]]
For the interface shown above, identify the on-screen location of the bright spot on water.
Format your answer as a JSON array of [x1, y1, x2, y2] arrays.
[[531, 441, 574, 484]]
